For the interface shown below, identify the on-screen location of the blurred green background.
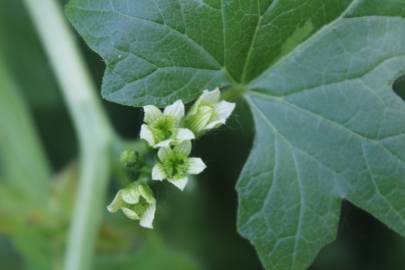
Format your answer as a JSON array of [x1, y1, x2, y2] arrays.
[[1, 1, 405, 270]]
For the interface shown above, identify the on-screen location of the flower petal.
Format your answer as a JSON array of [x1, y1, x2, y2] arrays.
[[205, 119, 226, 130], [174, 141, 192, 156], [140, 124, 155, 146], [157, 147, 171, 161], [107, 190, 124, 213], [122, 207, 140, 220], [169, 177, 189, 191], [163, 100, 185, 121], [121, 187, 141, 204], [215, 101, 235, 121], [176, 128, 195, 142], [152, 163, 166, 181], [184, 106, 213, 134], [155, 139, 171, 148], [139, 203, 156, 229], [139, 184, 156, 204], [143, 105, 162, 124], [198, 88, 220, 105], [187, 158, 207, 175]]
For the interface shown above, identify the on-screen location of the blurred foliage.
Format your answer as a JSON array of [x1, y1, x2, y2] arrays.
[[0, 0, 61, 109], [1, 0, 405, 270], [94, 237, 201, 270], [0, 0, 76, 171]]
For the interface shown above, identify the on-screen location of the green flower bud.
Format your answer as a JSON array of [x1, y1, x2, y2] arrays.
[[120, 149, 143, 169], [184, 88, 236, 136], [107, 182, 156, 229]]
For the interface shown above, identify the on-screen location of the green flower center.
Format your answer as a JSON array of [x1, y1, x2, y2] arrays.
[[151, 116, 175, 142], [162, 153, 189, 179], [127, 197, 150, 217]]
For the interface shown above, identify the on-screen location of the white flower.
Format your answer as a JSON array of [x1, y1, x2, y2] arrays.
[[140, 100, 195, 148], [107, 183, 156, 229], [184, 88, 235, 136], [151, 141, 206, 191]]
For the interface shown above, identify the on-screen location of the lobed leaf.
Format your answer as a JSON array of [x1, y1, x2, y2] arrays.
[[66, 1, 405, 269]]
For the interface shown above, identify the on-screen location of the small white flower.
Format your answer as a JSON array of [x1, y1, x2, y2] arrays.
[[151, 141, 206, 191], [107, 183, 156, 229], [184, 88, 235, 136], [140, 100, 195, 148]]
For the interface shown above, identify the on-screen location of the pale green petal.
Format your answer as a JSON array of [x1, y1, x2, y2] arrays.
[[157, 146, 171, 161], [169, 177, 188, 191], [163, 100, 184, 121], [175, 128, 195, 142], [195, 106, 213, 127], [215, 100, 235, 122], [155, 139, 171, 148], [143, 105, 162, 124], [187, 157, 207, 175], [152, 163, 166, 181], [107, 190, 124, 213], [139, 184, 156, 204], [205, 119, 226, 130], [185, 106, 213, 134], [121, 186, 140, 204], [139, 203, 156, 229], [174, 140, 192, 156], [198, 88, 220, 105], [122, 207, 140, 220], [140, 124, 155, 146], [205, 101, 235, 130]]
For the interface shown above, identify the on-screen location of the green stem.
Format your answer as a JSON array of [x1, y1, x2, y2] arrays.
[[222, 84, 247, 101], [22, 0, 115, 270]]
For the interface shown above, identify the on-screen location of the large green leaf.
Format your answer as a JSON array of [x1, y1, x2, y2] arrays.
[[66, 0, 405, 269]]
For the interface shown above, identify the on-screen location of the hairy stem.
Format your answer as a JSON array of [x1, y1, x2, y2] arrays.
[[23, 0, 115, 269]]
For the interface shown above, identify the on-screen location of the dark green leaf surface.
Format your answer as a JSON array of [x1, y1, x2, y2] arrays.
[[66, 1, 405, 269]]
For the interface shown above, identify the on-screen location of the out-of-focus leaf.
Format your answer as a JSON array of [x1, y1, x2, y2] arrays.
[[0, 237, 23, 270], [0, 56, 52, 270], [0, 57, 51, 209], [49, 163, 78, 229], [94, 236, 201, 270], [0, 0, 61, 109]]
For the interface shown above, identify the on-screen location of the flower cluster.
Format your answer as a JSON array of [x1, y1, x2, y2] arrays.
[[107, 88, 235, 229]]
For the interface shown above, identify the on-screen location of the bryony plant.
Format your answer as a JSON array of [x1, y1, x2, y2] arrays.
[[108, 89, 235, 228], [66, 1, 405, 269]]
